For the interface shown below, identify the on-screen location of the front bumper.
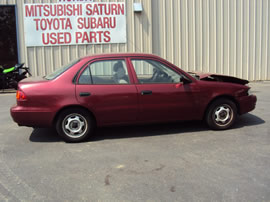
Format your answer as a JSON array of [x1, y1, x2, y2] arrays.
[[238, 95, 257, 115], [10, 105, 55, 127]]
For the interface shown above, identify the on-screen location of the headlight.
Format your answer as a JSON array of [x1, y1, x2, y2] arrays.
[[236, 88, 250, 97]]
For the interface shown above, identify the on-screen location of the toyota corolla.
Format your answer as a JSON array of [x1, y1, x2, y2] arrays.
[[10, 53, 257, 142]]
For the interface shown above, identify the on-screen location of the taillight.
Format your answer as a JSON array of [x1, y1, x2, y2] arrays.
[[16, 90, 27, 101]]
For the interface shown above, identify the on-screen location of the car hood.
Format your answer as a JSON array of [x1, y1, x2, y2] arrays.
[[188, 72, 249, 85]]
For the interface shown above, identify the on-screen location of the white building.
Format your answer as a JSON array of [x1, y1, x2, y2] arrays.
[[0, 0, 269, 81]]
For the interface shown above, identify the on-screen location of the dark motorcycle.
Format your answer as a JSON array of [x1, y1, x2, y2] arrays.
[[0, 63, 32, 90]]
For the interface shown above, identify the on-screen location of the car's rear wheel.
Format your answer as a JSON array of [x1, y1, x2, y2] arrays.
[[56, 108, 95, 142], [206, 98, 237, 130]]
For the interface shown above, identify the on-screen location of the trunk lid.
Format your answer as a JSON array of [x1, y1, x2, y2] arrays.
[[19, 76, 48, 84]]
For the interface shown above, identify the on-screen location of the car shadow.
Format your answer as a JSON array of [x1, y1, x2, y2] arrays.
[[92, 121, 207, 142], [29, 128, 61, 142], [29, 113, 265, 143], [232, 113, 265, 129]]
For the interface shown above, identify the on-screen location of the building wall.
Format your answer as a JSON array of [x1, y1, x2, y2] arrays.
[[0, 0, 269, 80], [152, 0, 270, 81]]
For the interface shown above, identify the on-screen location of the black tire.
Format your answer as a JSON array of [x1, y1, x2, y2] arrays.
[[205, 98, 237, 130], [56, 108, 95, 143]]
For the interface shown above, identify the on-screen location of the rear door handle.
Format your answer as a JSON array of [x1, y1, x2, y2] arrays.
[[79, 92, 91, 97], [141, 90, 152, 95]]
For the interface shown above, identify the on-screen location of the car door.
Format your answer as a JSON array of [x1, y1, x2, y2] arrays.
[[130, 58, 200, 123], [75, 58, 138, 126]]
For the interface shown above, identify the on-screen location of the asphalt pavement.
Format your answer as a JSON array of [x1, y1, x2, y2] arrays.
[[0, 82, 269, 202]]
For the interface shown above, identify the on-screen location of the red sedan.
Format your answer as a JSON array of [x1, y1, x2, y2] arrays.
[[11, 53, 257, 142]]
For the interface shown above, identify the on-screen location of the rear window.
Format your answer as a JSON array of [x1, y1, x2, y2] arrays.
[[45, 59, 80, 80]]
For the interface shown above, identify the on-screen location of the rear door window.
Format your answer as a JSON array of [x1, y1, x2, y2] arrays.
[[78, 60, 130, 85]]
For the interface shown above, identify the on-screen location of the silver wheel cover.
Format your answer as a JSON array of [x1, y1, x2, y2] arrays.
[[213, 104, 234, 127], [62, 113, 88, 139]]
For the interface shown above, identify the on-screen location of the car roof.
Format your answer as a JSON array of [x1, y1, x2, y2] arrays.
[[81, 53, 160, 60]]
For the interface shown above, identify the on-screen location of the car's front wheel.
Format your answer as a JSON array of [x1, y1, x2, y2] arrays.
[[56, 108, 95, 142], [206, 98, 237, 130]]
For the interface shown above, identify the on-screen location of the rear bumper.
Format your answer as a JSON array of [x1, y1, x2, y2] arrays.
[[10, 105, 55, 127], [238, 95, 257, 115]]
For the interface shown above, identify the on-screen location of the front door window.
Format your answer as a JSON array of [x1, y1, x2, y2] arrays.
[[131, 59, 182, 84]]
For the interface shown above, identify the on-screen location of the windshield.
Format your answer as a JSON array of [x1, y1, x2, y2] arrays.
[[45, 59, 80, 80]]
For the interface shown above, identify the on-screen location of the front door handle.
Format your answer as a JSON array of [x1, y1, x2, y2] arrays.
[[79, 92, 91, 97], [141, 90, 152, 95]]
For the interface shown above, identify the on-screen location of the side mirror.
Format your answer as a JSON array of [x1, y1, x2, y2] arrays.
[[180, 76, 191, 84]]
